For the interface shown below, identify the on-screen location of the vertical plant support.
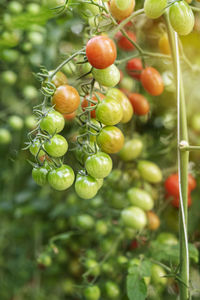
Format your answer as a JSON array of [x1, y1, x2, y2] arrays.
[[166, 13, 189, 300]]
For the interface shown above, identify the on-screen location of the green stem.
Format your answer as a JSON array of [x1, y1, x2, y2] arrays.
[[166, 13, 189, 300], [181, 145, 200, 151]]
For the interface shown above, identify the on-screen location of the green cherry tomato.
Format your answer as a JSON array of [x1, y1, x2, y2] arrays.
[[137, 160, 162, 183], [121, 206, 147, 230], [44, 134, 68, 157], [24, 115, 37, 129], [96, 178, 104, 190], [8, 1, 23, 14], [0, 128, 12, 145], [48, 164, 75, 191], [8, 115, 23, 131], [96, 97, 123, 125], [105, 281, 120, 299], [151, 264, 167, 286], [32, 166, 49, 186], [95, 220, 108, 235], [156, 232, 178, 245], [29, 140, 45, 157], [119, 139, 143, 161], [127, 188, 154, 211], [144, 0, 167, 19], [169, 1, 194, 36], [85, 259, 100, 277], [77, 214, 95, 229], [84, 285, 101, 300], [85, 151, 113, 179], [75, 175, 99, 199], [2, 71, 17, 85], [191, 113, 200, 132], [97, 126, 124, 154], [40, 110, 65, 135], [106, 88, 133, 123], [23, 85, 38, 99], [37, 253, 52, 267], [119, 76, 135, 92], [2, 49, 19, 63], [92, 65, 120, 87]]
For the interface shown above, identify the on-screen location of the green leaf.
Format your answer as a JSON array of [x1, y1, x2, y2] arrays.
[[127, 273, 147, 300], [140, 260, 152, 277]]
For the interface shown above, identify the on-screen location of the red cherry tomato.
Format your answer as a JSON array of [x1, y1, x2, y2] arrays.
[[165, 173, 196, 197], [81, 92, 105, 118], [117, 31, 136, 51], [171, 194, 192, 208], [126, 58, 143, 80], [86, 36, 117, 69], [141, 67, 164, 96], [128, 93, 150, 115]]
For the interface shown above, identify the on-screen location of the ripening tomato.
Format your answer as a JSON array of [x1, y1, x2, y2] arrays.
[[127, 187, 154, 211], [141, 67, 164, 96], [147, 211, 160, 231], [158, 33, 171, 55], [106, 88, 133, 123], [109, 0, 135, 21], [75, 174, 99, 199], [86, 36, 117, 69], [92, 64, 120, 87], [128, 93, 150, 115], [48, 164, 75, 191], [44, 134, 68, 157], [126, 58, 143, 80], [144, 0, 167, 19], [51, 71, 68, 87], [119, 138, 143, 161], [105, 281, 120, 299], [138, 160, 162, 183], [96, 97, 123, 125], [97, 126, 124, 154], [169, 1, 194, 36], [40, 110, 65, 135], [81, 92, 105, 118], [117, 31, 136, 51], [121, 206, 147, 229], [63, 111, 77, 121], [84, 285, 101, 300], [52, 85, 80, 114], [32, 165, 49, 186], [85, 151, 113, 179]]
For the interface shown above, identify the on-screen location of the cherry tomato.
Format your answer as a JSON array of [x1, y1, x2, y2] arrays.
[[127, 187, 154, 211], [156, 232, 178, 245], [147, 211, 160, 231], [29, 140, 45, 157], [52, 85, 80, 114], [48, 164, 75, 191], [97, 126, 124, 154], [0, 128, 12, 145], [106, 88, 133, 123], [63, 111, 77, 121], [158, 33, 171, 55], [165, 173, 196, 197], [96, 97, 123, 125], [169, 1, 194, 36], [151, 264, 167, 286], [51, 71, 68, 87], [95, 220, 108, 235], [109, 0, 135, 21], [190, 113, 200, 132], [84, 285, 101, 300], [117, 31, 136, 51], [8, 115, 23, 131], [121, 206, 147, 229], [126, 58, 143, 80], [81, 92, 105, 118], [105, 281, 120, 299], [188, 174, 196, 191], [137, 160, 163, 183], [75, 174, 99, 199], [44, 134, 68, 157], [171, 194, 192, 208], [86, 36, 117, 69], [144, 0, 167, 19], [40, 110, 65, 135], [119, 138, 143, 161], [85, 151, 113, 179], [119, 76, 135, 92], [77, 214, 95, 229], [32, 166, 49, 186], [92, 64, 120, 87], [8, 1, 23, 14], [141, 67, 164, 96], [85, 259, 100, 277], [2, 70, 17, 85], [128, 93, 150, 115]]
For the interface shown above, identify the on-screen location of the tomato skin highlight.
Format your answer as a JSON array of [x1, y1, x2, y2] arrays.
[[110, 0, 135, 21], [52, 85, 80, 114], [40, 110, 65, 135], [121, 206, 147, 230], [85, 152, 113, 179], [144, 0, 167, 19], [44, 134, 68, 157], [48, 164, 75, 191], [126, 58, 143, 80], [32, 166, 49, 186], [75, 175, 99, 199], [138, 160, 163, 183], [86, 36, 117, 69], [128, 93, 150, 115], [96, 97, 123, 126], [141, 67, 164, 96], [92, 64, 120, 87], [97, 126, 124, 154], [81, 92, 105, 118], [118, 31, 136, 51]]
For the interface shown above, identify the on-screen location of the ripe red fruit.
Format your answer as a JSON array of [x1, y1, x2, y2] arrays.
[[126, 58, 143, 80], [188, 174, 196, 191], [171, 195, 192, 208], [128, 93, 150, 115], [141, 67, 164, 96], [165, 173, 196, 197], [117, 31, 136, 51], [86, 36, 117, 69]]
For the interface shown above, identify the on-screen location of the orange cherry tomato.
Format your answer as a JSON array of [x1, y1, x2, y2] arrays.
[[52, 85, 80, 114], [110, 0, 135, 21], [126, 58, 143, 80], [51, 71, 68, 88], [117, 31, 136, 51], [81, 92, 105, 118], [141, 67, 164, 96], [147, 211, 160, 231], [128, 93, 150, 115], [63, 111, 77, 121], [158, 33, 171, 55]]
